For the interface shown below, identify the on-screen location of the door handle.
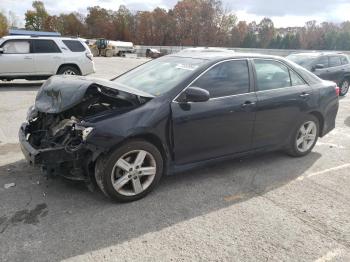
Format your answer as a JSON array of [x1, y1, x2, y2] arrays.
[[24, 56, 32, 60], [241, 101, 256, 107], [299, 92, 310, 98]]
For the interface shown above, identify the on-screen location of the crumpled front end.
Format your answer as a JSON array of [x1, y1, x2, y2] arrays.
[[19, 75, 151, 181], [19, 117, 95, 180]]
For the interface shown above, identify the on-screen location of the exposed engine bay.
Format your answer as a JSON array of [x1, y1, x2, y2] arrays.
[[20, 75, 153, 181], [27, 85, 140, 151]]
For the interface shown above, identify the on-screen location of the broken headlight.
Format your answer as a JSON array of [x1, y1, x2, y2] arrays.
[[26, 105, 38, 121], [82, 127, 94, 141]]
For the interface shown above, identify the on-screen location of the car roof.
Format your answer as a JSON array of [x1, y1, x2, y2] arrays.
[[170, 48, 284, 61], [0, 35, 82, 41], [288, 51, 346, 57]]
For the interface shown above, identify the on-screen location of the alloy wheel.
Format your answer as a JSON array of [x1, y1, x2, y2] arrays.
[[296, 121, 317, 153], [63, 69, 76, 75], [110, 150, 157, 196], [341, 80, 349, 95]]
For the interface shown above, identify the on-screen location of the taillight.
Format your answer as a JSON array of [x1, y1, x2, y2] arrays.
[[335, 85, 340, 96], [86, 52, 93, 61]]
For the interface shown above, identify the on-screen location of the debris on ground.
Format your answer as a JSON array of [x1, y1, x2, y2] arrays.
[[4, 183, 16, 189]]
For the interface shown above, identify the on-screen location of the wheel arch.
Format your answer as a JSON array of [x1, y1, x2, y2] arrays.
[[309, 111, 324, 137], [57, 63, 82, 75], [127, 133, 170, 165], [93, 133, 170, 171]]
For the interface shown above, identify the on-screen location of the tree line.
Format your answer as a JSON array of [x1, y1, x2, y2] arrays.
[[0, 0, 350, 50]]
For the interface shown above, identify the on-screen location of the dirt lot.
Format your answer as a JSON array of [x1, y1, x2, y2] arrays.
[[0, 57, 350, 262]]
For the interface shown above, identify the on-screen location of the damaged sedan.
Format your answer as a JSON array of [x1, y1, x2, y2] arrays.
[[20, 51, 339, 202]]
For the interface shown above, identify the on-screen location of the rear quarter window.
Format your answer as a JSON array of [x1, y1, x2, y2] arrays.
[[62, 40, 86, 52], [341, 56, 349, 65]]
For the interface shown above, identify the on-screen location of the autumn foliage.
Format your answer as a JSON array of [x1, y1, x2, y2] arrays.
[[0, 0, 349, 50]]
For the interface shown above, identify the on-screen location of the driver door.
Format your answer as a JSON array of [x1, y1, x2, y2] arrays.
[[171, 59, 257, 165], [0, 39, 34, 76]]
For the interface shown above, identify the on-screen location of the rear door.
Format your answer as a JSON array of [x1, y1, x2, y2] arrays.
[[32, 39, 63, 75], [171, 59, 257, 165], [327, 55, 344, 84], [0, 39, 34, 75], [252, 59, 314, 149]]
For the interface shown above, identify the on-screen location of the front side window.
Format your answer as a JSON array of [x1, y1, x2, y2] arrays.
[[33, 40, 61, 53], [329, 56, 342, 67], [286, 54, 318, 70], [254, 60, 291, 91], [317, 56, 329, 68], [2, 40, 30, 54], [192, 60, 250, 98]]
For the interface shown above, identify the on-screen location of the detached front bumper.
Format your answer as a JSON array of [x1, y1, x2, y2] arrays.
[[19, 123, 86, 173]]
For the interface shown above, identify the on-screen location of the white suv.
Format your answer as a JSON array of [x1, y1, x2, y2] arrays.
[[0, 36, 95, 81]]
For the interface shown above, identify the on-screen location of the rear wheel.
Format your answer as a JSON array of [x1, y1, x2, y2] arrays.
[[57, 65, 81, 76], [340, 79, 349, 96], [95, 140, 163, 202], [91, 47, 99, 57], [286, 115, 319, 157]]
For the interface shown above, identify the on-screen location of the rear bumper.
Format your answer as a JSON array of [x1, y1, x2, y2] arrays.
[[81, 61, 95, 75], [320, 99, 339, 137]]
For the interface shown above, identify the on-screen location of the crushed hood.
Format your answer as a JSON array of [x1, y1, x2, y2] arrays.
[[34, 75, 154, 114]]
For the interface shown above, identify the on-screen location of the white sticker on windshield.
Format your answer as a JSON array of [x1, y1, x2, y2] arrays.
[[175, 64, 198, 71]]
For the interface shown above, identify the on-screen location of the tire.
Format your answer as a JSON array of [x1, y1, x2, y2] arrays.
[[340, 79, 349, 96], [286, 115, 319, 157], [95, 140, 164, 202], [91, 47, 99, 57], [105, 49, 113, 57], [57, 65, 81, 76]]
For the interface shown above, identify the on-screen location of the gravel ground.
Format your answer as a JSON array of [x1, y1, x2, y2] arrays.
[[0, 57, 350, 262]]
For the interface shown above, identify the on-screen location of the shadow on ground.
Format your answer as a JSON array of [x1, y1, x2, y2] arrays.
[[0, 82, 42, 91], [0, 150, 321, 261]]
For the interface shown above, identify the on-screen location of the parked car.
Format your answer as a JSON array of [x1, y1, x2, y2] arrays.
[[0, 36, 95, 81], [19, 51, 339, 202], [146, 48, 163, 58], [286, 52, 350, 96]]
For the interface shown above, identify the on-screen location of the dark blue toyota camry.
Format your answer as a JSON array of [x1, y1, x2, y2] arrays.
[[19, 49, 339, 202]]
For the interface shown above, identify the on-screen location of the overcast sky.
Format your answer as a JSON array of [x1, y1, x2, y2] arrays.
[[1, 0, 349, 28]]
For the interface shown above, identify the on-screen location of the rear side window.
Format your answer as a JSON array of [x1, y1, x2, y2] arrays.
[[290, 70, 306, 86], [329, 56, 342, 67], [341, 56, 349, 65], [2, 40, 30, 54], [62, 40, 86, 52], [254, 60, 291, 91], [33, 40, 61, 53], [193, 60, 250, 98]]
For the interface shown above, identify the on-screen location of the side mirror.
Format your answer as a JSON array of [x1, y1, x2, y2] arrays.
[[313, 64, 324, 71], [0, 48, 3, 54], [182, 87, 210, 103]]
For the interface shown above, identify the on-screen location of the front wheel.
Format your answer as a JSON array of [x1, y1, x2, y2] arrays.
[[95, 140, 164, 202], [340, 79, 349, 96], [286, 115, 319, 157]]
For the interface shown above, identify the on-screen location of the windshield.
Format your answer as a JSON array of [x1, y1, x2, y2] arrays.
[[113, 56, 208, 96], [286, 54, 319, 69]]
